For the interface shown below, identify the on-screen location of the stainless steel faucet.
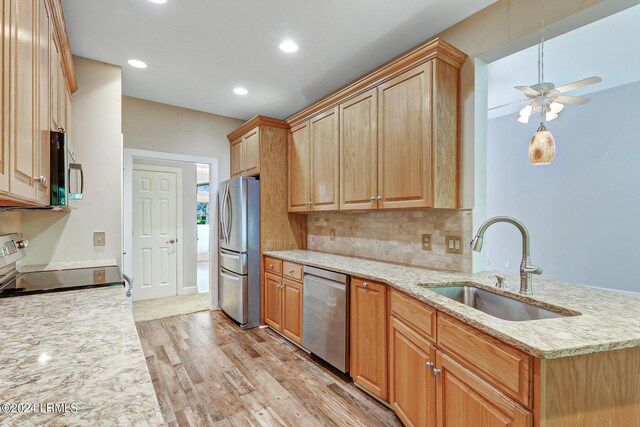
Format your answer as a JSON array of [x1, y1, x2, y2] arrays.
[[471, 216, 543, 295]]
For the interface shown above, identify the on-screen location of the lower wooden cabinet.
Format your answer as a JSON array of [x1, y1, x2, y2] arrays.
[[264, 262, 304, 345], [389, 316, 437, 427], [281, 277, 303, 344], [264, 272, 282, 330], [350, 277, 387, 400], [436, 351, 532, 427]]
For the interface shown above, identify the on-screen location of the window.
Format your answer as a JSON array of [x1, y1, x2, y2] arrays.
[[197, 183, 209, 224]]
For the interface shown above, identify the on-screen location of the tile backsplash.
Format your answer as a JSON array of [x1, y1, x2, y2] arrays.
[[0, 211, 22, 235], [307, 209, 473, 272]]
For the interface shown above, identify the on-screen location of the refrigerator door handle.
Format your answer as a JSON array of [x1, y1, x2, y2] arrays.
[[225, 185, 233, 244], [221, 184, 229, 244]]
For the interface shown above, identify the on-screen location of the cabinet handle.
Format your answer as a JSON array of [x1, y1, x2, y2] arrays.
[[288, 269, 294, 274], [377, 195, 382, 200], [34, 176, 47, 185], [269, 264, 274, 268], [426, 361, 434, 369], [432, 368, 441, 376], [277, 284, 284, 289], [370, 196, 376, 201], [362, 282, 368, 288]]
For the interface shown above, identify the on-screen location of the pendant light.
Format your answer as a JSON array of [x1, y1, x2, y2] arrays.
[[529, 0, 556, 165]]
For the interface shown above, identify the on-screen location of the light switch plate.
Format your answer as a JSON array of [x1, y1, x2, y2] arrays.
[[94, 232, 106, 247], [93, 270, 106, 283], [422, 233, 432, 251], [445, 236, 463, 254]]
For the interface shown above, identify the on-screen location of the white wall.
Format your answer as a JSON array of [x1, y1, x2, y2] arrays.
[[21, 57, 122, 267], [484, 81, 640, 294], [122, 96, 243, 183], [133, 158, 199, 293]]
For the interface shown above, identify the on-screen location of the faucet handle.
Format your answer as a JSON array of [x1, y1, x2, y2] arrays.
[[488, 274, 507, 289], [523, 264, 543, 275]]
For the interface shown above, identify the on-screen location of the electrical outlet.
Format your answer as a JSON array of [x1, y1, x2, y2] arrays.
[[93, 270, 106, 283], [445, 236, 463, 254], [94, 232, 106, 247], [329, 229, 336, 242], [421, 234, 432, 251]]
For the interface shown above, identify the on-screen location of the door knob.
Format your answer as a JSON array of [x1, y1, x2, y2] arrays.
[[166, 239, 176, 244]]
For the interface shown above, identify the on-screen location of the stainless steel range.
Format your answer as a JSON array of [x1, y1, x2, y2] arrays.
[[0, 234, 123, 298]]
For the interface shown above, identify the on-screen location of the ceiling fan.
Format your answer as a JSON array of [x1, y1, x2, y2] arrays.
[[490, 76, 602, 123]]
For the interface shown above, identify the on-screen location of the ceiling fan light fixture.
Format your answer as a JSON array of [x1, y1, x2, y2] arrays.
[[545, 111, 558, 121], [529, 123, 556, 165], [549, 101, 564, 113], [517, 114, 530, 124]]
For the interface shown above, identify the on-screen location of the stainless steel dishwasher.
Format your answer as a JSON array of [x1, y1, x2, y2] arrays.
[[302, 265, 349, 373]]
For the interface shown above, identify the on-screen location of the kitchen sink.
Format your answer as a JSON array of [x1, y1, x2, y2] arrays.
[[426, 285, 579, 321]]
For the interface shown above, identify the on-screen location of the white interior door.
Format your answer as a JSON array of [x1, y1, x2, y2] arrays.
[[132, 166, 179, 301]]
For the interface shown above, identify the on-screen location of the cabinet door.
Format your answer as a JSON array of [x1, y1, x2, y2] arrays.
[[389, 316, 437, 427], [35, 0, 49, 205], [264, 272, 282, 331], [350, 277, 387, 400], [230, 137, 243, 177], [57, 59, 65, 129], [0, 0, 9, 193], [242, 128, 260, 176], [310, 107, 339, 211], [339, 89, 377, 211], [49, 33, 58, 129], [377, 62, 433, 209], [288, 121, 310, 212], [436, 352, 532, 427], [9, 0, 38, 201], [281, 277, 303, 344]]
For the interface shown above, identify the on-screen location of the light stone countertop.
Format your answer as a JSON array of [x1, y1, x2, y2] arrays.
[[264, 249, 640, 359], [0, 286, 163, 426]]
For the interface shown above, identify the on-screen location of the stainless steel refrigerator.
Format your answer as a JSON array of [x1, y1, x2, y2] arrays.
[[218, 176, 260, 329]]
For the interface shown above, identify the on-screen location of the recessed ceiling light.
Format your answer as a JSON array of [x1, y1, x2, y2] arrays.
[[127, 59, 147, 69], [233, 87, 248, 95], [279, 40, 299, 53], [148, 0, 167, 4]]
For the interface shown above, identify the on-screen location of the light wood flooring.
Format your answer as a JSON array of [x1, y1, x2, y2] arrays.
[[136, 310, 401, 426]]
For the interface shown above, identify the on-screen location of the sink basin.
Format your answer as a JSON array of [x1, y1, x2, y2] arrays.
[[427, 285, 578, 321]]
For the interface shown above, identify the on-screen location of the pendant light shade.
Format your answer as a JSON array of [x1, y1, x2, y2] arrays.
[[529, 123, 556, 165]]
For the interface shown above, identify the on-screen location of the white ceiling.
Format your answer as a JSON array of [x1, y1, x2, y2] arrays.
[[488, 4, 640, 120], [63, 0, 495, 120]]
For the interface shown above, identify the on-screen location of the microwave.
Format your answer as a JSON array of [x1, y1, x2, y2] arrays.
[[50, 130, 83, 207]]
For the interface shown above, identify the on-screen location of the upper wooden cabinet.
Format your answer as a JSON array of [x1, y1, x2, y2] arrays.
[[339, 89, 377, 211], [287, 38, 465, 213], [230, 127, 260, 177], [1, 0, 75, 207], [287, 121, 311, 212]]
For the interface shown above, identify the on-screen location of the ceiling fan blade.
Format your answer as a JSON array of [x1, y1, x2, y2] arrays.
[[555, 76, 602, 93], [514, 85, 540, 97], [554, 95, 591, 105], [488, 98, 530, 111]]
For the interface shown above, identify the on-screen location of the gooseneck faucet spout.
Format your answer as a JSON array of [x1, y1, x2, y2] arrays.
[[471, 216, 542, 295]]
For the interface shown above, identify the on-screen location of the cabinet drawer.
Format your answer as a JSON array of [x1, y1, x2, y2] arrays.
[[437, 313, 532, 408], [282, 261, 303, 282], [390, 289, 437, 343], [264, 257, 283, 275]]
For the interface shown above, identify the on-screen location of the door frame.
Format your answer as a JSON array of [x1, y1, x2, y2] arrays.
[[132, 163, 183, 299], [123, 148, 219, 309]]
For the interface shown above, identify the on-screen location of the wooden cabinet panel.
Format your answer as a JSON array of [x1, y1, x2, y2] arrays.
[[281, 277, 303, 345], [310, 107, 339, 211], [390, 288, 437, 344], [35, 0, 49, 205], [437, 313, 532, 407], [288, 121, 310, 212], [350, 277, 387, 400], [339, 89, 377, 211], [242, 128, 260, 176], [49, 32, 58, 130], [389, 316, 437, 427], [264, 272, 282, 331], [0, 0, 9, 194], [436, 351, 532, 427], [377, 63, 432, 209], [10, 0, 38, 201], [230, 137, 243, 177], [282, 261, 303, 282]]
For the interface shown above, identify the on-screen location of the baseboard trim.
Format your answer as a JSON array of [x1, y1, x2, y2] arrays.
[[181, 286, 199, 296]]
